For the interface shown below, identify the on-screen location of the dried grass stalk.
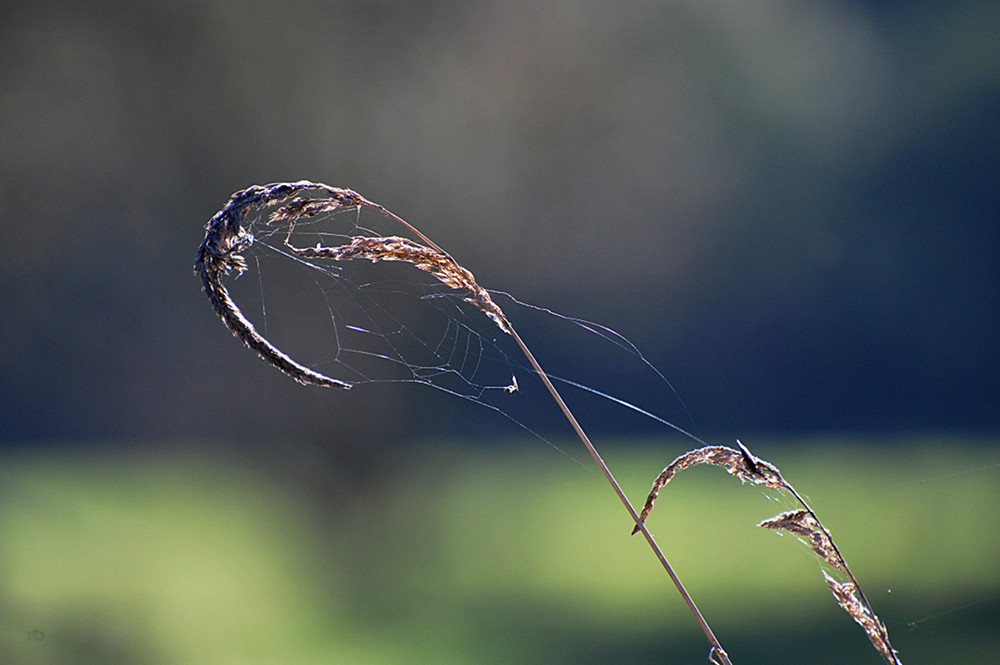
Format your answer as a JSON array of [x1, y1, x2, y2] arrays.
[[194, 184, 356, 388], [194, 181, 511, 389], [634, 441, 902, 664], [198, 181, 901, 665], [631, 442, 785, 535]]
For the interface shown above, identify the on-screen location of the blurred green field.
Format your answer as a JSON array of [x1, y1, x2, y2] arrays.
[[2, 436, 998, 665]]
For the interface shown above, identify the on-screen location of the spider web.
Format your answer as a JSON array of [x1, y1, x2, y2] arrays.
[[207, 183, 698, 442], [227, 201, 519, 398]]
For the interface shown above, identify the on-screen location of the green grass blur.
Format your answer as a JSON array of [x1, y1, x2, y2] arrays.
[[2, 437, 997, 664]]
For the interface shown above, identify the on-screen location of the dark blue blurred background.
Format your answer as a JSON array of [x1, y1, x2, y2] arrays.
[[1, 0, 997, 450], [2, 4, 999, 665]]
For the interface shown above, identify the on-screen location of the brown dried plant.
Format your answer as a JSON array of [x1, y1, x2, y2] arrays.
[[633, 441, 901, 664], [196, 181, 898, 664], [195, 181, 511, 389]]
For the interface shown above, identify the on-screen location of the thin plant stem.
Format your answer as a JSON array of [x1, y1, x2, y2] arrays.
[[506, 326, 734, 665], [197, 181, 735, 664]]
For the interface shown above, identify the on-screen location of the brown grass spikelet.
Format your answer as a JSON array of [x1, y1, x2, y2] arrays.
[[283, 232, 513, 335], [824, 571, 901, 665], [630, 442, 785, 535], [757, 509, 846, 573], [194, 183, 358, 389], [634, 440, 902, 663], [194, 181, 513, 390]]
